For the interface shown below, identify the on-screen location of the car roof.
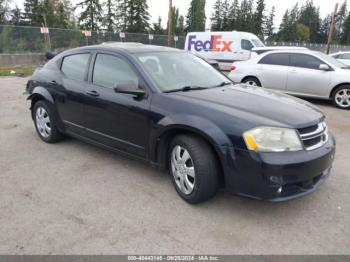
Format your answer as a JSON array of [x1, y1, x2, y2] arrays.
[[71, 42, 182, 54], [252, 46, 308, 51], [260, 49, 321, 55]]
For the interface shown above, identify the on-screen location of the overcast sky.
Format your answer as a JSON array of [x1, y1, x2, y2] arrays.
[[13, 0, 343, 29]]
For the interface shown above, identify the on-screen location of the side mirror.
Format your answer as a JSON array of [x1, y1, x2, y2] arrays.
[[319, 64, 330, 71], [114, 81, 146, 98]]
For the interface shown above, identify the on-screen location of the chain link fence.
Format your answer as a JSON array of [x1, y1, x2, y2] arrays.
[[0, 25, 186, 53], [1, 25, 350, 54]]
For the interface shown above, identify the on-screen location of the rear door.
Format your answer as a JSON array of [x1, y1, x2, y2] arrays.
[[286, 53, 331, 97], [255, 53, 290, 91], [56, 52, 91, 132]]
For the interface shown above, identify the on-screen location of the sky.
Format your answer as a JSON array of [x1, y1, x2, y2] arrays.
[[12, 0, 343, 29]]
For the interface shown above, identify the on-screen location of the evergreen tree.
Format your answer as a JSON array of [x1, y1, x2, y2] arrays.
[[10, 6, 22, 25], [253, 0, 266, 38], [152, 16, 164, 34], [237, 0, 254, 32], [0, 0, 11, 24], [221, 0, 230, 30], [75, 0, 103, 31], [320, 15, 331, 43], [103, 0, 116, 31], [177, 15, 185, 35], [22, 0, 41, 26], [228, 0, 239, 30], [186, 0, 206, 32], [265, 6, 275, 39], [342, 11, 350, 44], [336, 1, 347, 43], [211, 0, 222, 31], [125, 0, 150, 33], [115, 0, 127, 31], [298, 0, 321, 42]]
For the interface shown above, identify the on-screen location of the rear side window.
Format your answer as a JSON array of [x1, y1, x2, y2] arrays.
[[339, 53, 350, 60], [241, 39, 254, 51], [258, 53, 289, 66], [93, 54, 139, 88], [290, 54, 323, 70], [61, 53, 90, 81]]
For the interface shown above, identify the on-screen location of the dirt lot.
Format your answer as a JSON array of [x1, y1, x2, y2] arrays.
[[0, 77, 349, 255]]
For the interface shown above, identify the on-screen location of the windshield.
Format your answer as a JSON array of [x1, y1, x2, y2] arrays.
[[316, 52, 348, 68], [135, 52, 230, 92], [251, 39, 265, 48]]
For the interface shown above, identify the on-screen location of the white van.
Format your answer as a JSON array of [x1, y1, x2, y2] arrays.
[[184, 31, 265, 71]]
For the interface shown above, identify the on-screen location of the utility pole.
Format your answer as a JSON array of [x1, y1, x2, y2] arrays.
[[326, 3, 339, 54], [168, 0, 173, 47], [42, 14, 51, 50]]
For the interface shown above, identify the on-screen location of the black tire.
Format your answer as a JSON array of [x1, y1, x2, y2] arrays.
[[33, 100, 63, 143], [168, 135, 219, 204], [242, 77, 261, 87], [331, 85, 350, 109]]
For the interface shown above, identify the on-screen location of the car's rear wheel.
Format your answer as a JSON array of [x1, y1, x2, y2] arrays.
[[169, 135, 219, 204], [242, 77, 261, 87], [33, 100, 63, 143], [332, 85, 350, 109]]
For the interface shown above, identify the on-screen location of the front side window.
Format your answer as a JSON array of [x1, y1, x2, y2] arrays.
[[135, 52, 229, 92], [258, 53, 289, 66], [93, 54, 139, 88], [290, 54, 323, 70], [61, 53, 90, 81], [241, 39, 254, 51]]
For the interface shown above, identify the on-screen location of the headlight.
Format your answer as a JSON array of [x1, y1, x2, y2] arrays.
[[243, 127, 303, 152]]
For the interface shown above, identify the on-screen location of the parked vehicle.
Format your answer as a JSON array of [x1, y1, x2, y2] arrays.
[[228, 50, 350, 109], [184, 31, 265, 70], [26, 43, 335, 203], [330, 51, 350, 66]]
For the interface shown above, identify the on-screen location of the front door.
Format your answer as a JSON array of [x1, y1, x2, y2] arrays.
[[82, 53, 151, 158], [286, 54, 331, 97]]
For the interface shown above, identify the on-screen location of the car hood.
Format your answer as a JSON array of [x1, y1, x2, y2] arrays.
[[171, 84, 324, 128]]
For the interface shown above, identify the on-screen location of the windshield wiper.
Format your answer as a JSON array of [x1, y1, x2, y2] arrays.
[[213, 81, 232, 87], [163, 86, 209, 93]]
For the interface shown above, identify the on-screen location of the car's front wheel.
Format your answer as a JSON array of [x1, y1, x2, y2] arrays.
[[332, 85, 350, 109], [169, 135, 219, 204], [33, 100, 63, 143]]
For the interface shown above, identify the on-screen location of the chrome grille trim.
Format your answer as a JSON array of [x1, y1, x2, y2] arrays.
[[298, 122, 328, 151]]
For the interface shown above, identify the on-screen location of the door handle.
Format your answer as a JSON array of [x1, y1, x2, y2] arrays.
[[49, 80, 57, 85], [86, 90, 100, 97]]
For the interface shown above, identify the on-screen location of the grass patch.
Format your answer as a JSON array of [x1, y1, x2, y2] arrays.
[[0, 67, 35, 77]]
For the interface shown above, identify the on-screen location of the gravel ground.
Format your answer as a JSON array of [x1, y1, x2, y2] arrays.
[[0, 77, 349, 255]]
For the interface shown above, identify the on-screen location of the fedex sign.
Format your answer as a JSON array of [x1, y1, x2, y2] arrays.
[[187, 35, 233, 52]]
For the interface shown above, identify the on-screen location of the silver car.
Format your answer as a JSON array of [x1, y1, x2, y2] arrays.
[[330, 51, 350, 66], [228, 50, 350, 109]]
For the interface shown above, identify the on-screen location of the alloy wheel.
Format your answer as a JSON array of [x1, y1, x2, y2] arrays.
[[335, 89, 350, 108]]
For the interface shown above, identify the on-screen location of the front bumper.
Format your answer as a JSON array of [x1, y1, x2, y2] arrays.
[[223, 133, 336, 201]]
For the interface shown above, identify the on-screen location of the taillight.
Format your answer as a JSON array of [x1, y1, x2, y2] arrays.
[[229, 65, 236, 71]]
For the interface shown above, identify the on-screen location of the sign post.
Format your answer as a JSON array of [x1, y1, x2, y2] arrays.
[[148, 34, 154, 45], [119, 32, 125, 42], [174, 35, 178, 48]]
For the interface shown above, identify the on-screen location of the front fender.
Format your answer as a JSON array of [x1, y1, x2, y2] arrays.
[[153, 114, 232, 147]]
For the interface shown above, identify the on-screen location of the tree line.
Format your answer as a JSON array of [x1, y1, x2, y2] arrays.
[[0, 0, 350, 44], [211, 0, 350, 44], [0, 0, 206, 35]]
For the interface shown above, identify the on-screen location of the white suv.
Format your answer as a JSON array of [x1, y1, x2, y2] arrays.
[[228, 50, 350, 109]]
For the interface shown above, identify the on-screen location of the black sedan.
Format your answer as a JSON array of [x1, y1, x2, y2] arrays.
[[25, 43, 336, 204]]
